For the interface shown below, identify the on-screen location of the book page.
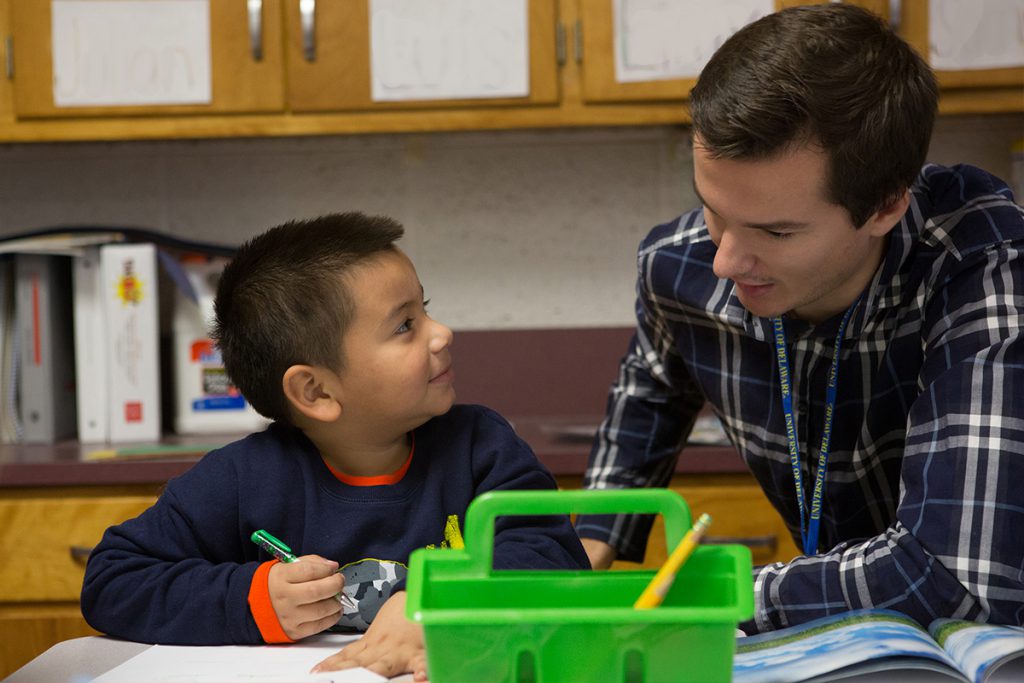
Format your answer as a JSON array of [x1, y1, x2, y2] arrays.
[[91, 634, 385, 683], [931, 619, 1024, 683], [733, 610, 963, 683]]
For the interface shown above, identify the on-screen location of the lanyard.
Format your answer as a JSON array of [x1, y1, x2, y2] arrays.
[[771, 299, 859, 556]]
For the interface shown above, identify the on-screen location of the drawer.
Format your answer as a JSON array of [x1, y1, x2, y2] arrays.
[[0, 496, 155, 601], [625, 483, 800, 569]]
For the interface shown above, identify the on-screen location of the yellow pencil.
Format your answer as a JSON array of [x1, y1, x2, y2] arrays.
[[634, 512, 712, 609]]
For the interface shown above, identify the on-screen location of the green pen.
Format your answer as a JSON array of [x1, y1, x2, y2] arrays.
[[251, 529, 298, 563], [250, 529, 357, 610]]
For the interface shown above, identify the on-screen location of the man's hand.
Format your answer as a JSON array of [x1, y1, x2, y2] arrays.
[[267, 555, 345, 640], [581, 537, 618, 570], [311, 591, 427, 681]]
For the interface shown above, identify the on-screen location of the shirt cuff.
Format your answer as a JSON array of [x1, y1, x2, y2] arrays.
[[248, 560, 295, 644]]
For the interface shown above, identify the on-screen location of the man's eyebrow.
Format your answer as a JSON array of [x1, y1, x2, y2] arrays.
[[692, 178, 808, 231]]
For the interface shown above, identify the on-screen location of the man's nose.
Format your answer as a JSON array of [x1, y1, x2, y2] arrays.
[[712, 230, 752, 281]]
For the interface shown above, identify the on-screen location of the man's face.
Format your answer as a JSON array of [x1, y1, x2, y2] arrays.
[[693, 137, 892, 323]]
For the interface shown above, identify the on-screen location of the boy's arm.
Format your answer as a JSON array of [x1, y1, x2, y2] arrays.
[[81, 484, 267, 644], [81, 450, 311, 645], [470, 408, 591, 571]]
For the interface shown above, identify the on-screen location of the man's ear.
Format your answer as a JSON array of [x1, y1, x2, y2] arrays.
[[864, 189, 911, 238], [281, 364, 342, 423]]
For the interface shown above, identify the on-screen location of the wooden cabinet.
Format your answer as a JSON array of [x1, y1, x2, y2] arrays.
[[9, 0, 286, 118], [558, 473, 801, 570], [0, 1, 1018, 172], [0, 486, 159, 679]]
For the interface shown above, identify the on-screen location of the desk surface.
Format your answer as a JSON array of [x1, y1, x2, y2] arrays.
[[2, 636, 414, 683], [5, 634, 978, 683]]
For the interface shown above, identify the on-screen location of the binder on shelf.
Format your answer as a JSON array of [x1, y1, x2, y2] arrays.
[[101, 243, 161, 443], [72, 247, 109, 442], [0, 256, 20, 444], [14, 253, 77, 443]]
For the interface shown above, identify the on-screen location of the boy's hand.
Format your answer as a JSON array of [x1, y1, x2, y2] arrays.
[[311, 591, 428, 681], [267, 555, 345, 640]]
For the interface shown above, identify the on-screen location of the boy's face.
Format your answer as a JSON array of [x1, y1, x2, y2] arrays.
[[335, 248, 455, 434], [694, 137, 893, 324]]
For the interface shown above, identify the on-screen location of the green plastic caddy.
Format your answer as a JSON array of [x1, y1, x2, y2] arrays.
[[406, 489, 754, 682]]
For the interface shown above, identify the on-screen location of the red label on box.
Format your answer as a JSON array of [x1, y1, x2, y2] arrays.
[[125, 402, 143, 423]]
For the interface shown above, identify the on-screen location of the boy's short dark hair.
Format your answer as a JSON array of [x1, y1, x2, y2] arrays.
[[689, 4, 938, 227], [212, 212, 405, 424]]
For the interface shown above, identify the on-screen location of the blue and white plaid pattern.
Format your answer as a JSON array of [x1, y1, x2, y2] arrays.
[[578, 164, 1024, 633]]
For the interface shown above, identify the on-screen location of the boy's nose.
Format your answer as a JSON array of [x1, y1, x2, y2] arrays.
[[429, 319, 454, 353]]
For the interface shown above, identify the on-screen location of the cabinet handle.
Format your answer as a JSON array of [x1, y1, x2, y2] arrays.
[[702, 534, 777, 552], [70, 545, 94, 564], [247, 0, 264, 62], [300, 0, 317, 62]]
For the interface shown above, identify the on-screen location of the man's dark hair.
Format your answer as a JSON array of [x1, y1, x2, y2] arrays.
[[212, 212, 405, 424], [689, 4, 938, 227]]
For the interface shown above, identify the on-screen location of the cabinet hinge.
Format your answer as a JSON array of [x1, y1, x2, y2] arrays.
[[5, 36, 12, 80]]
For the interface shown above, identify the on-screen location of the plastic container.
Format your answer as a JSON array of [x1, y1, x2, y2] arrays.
[[406, 489, 753, 683], [172, 256, 268, 435]]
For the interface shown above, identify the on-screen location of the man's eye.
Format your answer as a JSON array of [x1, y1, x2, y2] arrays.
[[768, 231, 793, 240]]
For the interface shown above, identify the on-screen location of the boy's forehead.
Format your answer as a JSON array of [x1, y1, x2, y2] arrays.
[[346, 250, 421, 319]]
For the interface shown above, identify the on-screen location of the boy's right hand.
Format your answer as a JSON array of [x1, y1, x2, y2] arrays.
[[267, 555, 346, 640]]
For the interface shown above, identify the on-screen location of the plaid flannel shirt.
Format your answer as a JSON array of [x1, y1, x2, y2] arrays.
[[578, 163, 1024, 634]]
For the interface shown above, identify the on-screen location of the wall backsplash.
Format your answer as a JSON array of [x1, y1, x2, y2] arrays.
[[0, 115, 1019, 330]]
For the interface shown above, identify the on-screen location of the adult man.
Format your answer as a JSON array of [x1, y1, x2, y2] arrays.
[[577, 4, 1024, 634]]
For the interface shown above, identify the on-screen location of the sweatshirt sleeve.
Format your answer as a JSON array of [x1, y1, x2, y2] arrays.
[[469, 407, 591, 571], [80, 453, 267, 645]]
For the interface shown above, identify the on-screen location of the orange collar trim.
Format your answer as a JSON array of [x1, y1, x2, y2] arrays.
[[323, 435, 415, 487]]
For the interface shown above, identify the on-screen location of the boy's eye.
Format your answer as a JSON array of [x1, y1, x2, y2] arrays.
[[767, 231, 793, 240], [396, 318, 413, 334], [422, 298, 431, 311]]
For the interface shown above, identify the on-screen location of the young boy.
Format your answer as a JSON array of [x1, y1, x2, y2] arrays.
[[81, 212, 590, 679]]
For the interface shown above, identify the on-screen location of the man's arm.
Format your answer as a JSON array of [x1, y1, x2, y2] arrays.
[[575, 292, 705, 564], [748, 243, 1024, 633]]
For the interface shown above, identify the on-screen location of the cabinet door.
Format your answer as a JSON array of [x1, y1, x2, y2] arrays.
[[0, 495, 156, 601], [577, 1, 890, 104], [900, 0, 1024, 91], [10, 0, 285, 118], [284, 0, 559, 112]]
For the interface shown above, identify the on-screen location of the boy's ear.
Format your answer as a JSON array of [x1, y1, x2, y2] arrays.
[[281, 364, 342, 423]]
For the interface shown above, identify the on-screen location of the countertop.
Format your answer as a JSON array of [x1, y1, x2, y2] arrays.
[[0, 415, 745, 489]]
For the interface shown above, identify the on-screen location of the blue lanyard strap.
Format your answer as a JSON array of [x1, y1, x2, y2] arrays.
[[772, 299, 860, 556]]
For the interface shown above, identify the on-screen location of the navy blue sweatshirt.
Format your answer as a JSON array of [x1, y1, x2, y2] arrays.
[[81, 405, 589, 644]]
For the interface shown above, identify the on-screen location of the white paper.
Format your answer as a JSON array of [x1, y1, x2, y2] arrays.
[[52, 0, 212, 107], [929, 0, 1024, 71], [370, 0, 529, 101], [613, 0, 773, 83], [92, 634, 386, 683]]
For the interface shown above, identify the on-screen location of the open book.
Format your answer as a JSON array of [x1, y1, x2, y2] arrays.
[[733, 609, 1024, 683]]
